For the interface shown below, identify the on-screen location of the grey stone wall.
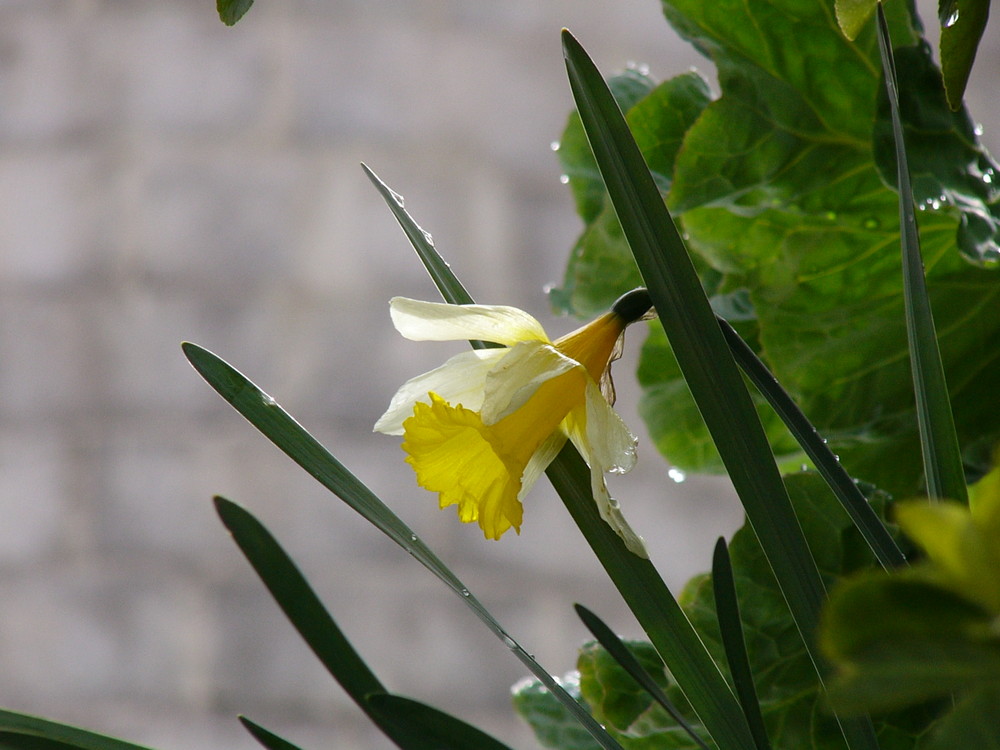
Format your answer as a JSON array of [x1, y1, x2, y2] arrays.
[[0, 2, 996, 749]]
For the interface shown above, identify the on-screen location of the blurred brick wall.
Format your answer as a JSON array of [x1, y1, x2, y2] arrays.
[[0, 2, 995, 749]]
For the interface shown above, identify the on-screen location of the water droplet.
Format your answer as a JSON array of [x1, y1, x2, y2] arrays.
[[389, 189, 405, 208], [944, 8, 960, 26], [974, 122, 985, 137], [409, 534, 418, 542], [460, 588, 470, 597], [261, 393, 277, 406], [502, 635, 517, 649], [421, 229, 435, 246], [550, 140, 561, 152], [983, 170, 994, 184], [668, 467, 686, 483], [559, 174, 570, 184], [608, 497, 620, 510], [800, 464, 809, 472]]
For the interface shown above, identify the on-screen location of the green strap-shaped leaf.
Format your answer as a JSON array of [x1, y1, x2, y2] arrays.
[[711, 539, 771, 750], [182, 345, 623, 750], [214, 499, 389, 717], [574, 604, 710, 750], [365, 695, 514, 750], [717, 317, 907, 569], [219, 499, 514, 750], [0, 710, 156, 750], [238, 717, 306, 750], [562, 29, 880, 750], [364, 166, 756, 750], [875, 4, 967, 505]]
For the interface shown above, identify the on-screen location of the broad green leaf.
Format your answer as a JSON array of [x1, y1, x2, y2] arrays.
[[365, 694, 514, 750], [637, 319, 803, 475], [569, 473, 933, 749], [551, 72, 711, 316], [821, 575, 1000, 713], [565, 0, 1000, 499], [939, 0, 991, 110], [836, 0, 878, 39], [562, 29, 881, 748], [574, 605, 710, 750], [238, 717, 305, 750], [0, 710, 156, 750], [512, 676, 602, 750], [217, 0, 253, 25], [717, 317, 906, 569], [822, 464, 1000, 719], [921, 687, 1000, 750]]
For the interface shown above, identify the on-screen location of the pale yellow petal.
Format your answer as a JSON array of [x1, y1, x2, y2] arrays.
[[480, 341, 578, 425], [583, 379, 638, 475], [389, 297, 549, 346], [519, 431, 568, 501], [374, 348, 504, 435], [565, 397, 647, 558]]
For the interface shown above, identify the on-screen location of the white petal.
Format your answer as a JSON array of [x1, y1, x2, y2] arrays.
[[565, 389, 647, 558], [389, 297, 549, 346], [583, 380, 638, 475], [590, 468, 649, 558], [518, 432, 568, 500], [480, 341, 579, 425], [373, 348, 505, 435]]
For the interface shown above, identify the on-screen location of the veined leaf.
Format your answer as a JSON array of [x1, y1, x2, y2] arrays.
[[563, 29, 878, 750]]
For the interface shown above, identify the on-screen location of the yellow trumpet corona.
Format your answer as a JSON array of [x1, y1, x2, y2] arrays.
[[374, 291, 651, 557]]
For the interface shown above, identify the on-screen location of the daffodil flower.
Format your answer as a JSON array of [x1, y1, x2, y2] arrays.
[[375, 289, 652, 557]]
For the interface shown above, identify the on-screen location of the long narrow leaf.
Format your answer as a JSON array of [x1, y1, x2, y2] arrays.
[[361, 164, 497, 351], [718, 317, 907, 569], [183, 345, 623, 750], [0, 710, 156, 750], [875, 3, 967, 504], [365, 695, 514, 750], [574, 604, 710, 750], [219, 500, 514, 750], [712, 539, 771, 750], [214, 498, 388, 717], [562, 29, 880, 750], [238, 717, 305, 750], [364, 168, 756, 749]]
